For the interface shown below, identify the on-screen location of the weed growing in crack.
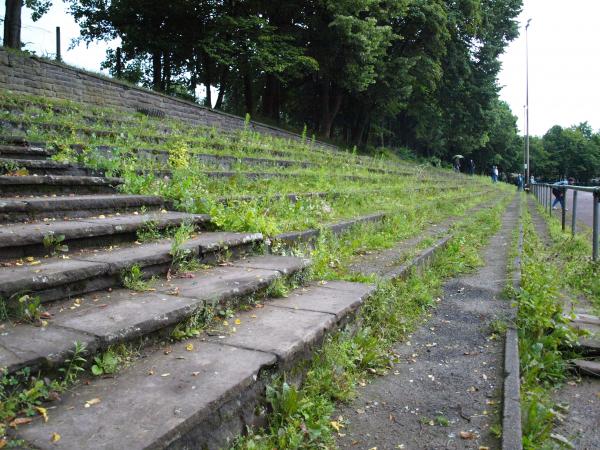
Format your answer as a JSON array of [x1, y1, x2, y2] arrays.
[[121, 264, 155, 291], [136, 219, 162, 242], [58, 342, 87, 387], [91, 349, 120, 376], [169, 222, 199, 273], [42, 232, 69, 256]]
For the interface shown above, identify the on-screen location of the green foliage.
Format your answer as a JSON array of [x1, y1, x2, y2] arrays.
[[516, 200, 579, 448], [121, 264, 155, 291], [136, 220, 162, 242], [8, 294, 44, 324], [42, 232, 69, 255], [265, 278, 289, 298], [91, 350, 121, 376], [58, 341, 87, 387], [171, 307, 214, 341], [169, 222, 199, 273], [167, 140, 190, 170]]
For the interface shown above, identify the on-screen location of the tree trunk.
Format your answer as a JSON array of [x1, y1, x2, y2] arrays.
[[3, 0, 22, 49], [319, 78, 343, 139], [262, 74, 280, 122], [215, 66, 228, 110], [152, 51, 162, 91], [351, 109, 370, 147], [163, 53, 171, 92], [243, 68, 253, 116], [202, 50, 212, 108]]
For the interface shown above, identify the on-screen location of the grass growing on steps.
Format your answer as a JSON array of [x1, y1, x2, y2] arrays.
[[534, 202, 600, 313], [516, 198, 579, 449], [230, 195, 511, 449]]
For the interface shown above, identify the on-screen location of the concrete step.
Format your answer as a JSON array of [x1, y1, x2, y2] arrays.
[[0, 254, 309, 375], [0, 211, 211, 259], [0, 158, 100, 176], [0, 194, 166, 222], [0, 144, 50, 160], [0, 231, 263, 304], [572, 359, 600, 377], [0, 174, 123, 195], [14, 280, 374, 449], [572, 320, 600, 355]]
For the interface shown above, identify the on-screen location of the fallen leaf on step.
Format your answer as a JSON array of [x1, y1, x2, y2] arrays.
[[479, 447, 490, 450], [9, 417, 32, 427], [0, 438, 7, 448], [35, 406, 48, 422], [186, 343, 194, 351], [51, 432, 61, 443], [192, 371, 200, 376], [235, 319, 241, 325], [330, 420, 344, 431], [161, 373, 170, 377], [459, 431, 476, 440], [85, 398, 101, 408]]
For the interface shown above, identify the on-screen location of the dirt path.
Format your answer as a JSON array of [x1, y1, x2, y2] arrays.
[[335, 196, 519, 450]]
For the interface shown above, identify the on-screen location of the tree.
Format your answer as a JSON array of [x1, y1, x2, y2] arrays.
[[3, 0, 51, 48]]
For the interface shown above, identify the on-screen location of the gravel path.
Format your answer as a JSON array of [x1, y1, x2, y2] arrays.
[[335, 196, 518, 450]]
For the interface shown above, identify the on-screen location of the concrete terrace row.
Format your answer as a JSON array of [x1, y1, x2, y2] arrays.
[[0, 91, 492, 448]]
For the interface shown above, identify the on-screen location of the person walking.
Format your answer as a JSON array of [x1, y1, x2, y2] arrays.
[[491, 165, 498, 183], [551, 177, 574, 210], [469, 159, 475, 175]]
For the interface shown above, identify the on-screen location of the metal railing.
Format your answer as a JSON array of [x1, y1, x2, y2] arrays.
[[531, 183, 600, 261]]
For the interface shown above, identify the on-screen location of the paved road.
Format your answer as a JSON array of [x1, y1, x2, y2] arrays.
[[568, 190, 594, 229]]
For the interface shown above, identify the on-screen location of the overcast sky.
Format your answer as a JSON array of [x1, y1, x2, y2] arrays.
[[2, 0, 599, 137]]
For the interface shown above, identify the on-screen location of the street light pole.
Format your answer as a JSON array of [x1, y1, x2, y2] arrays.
[[525, 18, 532, 185]]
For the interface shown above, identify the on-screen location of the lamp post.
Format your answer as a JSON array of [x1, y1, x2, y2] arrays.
[[525, 18, 532, 185]]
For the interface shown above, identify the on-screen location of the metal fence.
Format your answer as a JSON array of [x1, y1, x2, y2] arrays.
[[531, 183, 600, 260]]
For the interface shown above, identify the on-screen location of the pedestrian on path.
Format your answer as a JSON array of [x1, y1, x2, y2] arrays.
[[491, 165, 498, 183], [469, 159, 475, 175], [552, 177, 574, 210]]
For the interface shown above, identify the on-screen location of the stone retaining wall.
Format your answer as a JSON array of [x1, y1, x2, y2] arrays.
[[0, 49, 334, 147]]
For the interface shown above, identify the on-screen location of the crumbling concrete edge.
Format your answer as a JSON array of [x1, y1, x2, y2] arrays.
[[502, 200, 524, 450]]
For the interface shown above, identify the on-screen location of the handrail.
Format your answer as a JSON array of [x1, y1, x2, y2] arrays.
[[530, 182, 600, 260], [532, 182, 600, 194]]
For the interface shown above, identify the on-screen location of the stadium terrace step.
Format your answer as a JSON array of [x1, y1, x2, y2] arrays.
[[0, 158, 100, 176], [0, 231, 263, 303], [14, 280, 374, 450], [0, 254, 309, 376], [0, 144, 50, 160], [273, 212, 386, 245], [0, 174, 123, 195], [572, 359, 600, 377], [0, 211, 211, 259], [0, 194, 166, 222]]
